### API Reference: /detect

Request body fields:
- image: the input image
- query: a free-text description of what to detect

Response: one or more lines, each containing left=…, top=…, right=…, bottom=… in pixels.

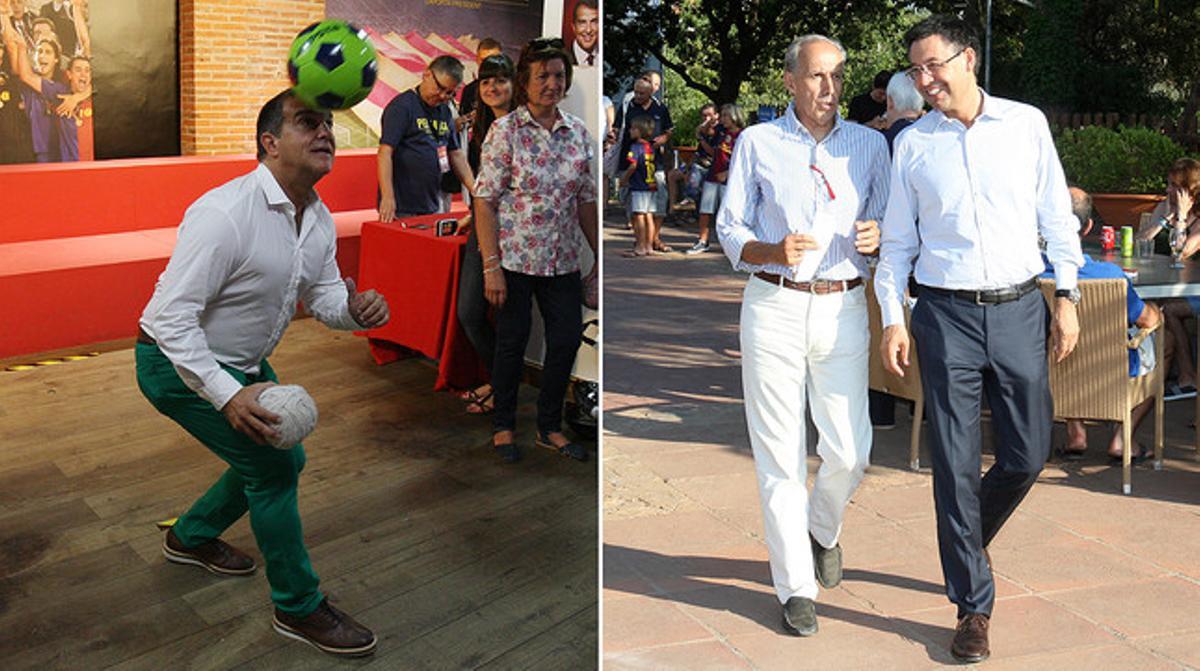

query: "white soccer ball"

left=257, top=384, right=319, bottom=449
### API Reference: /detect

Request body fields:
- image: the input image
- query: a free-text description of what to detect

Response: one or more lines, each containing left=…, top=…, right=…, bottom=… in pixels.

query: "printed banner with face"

left=0, top=0, right=93, bottom=164
left=561, top=0, right=597, bottom=69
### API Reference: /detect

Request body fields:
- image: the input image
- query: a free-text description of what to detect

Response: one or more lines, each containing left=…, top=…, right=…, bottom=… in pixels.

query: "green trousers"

left=135, top=343, right=322, bottom=617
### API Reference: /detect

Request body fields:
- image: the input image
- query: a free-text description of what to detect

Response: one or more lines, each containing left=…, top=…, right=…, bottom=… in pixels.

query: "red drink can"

left=1101, top=225, right=1116, bottom=251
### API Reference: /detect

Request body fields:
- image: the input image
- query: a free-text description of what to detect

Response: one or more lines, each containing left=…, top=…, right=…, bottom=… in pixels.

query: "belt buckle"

left=974, top=290, right=986, bottom=306
left=810, top=279, right=830, bottom=294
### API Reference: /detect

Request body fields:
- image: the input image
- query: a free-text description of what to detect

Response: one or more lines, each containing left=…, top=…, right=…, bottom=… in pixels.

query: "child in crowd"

left=620, top=117, right=657, bottom=257
left=686, top=103, right=744, bottom=255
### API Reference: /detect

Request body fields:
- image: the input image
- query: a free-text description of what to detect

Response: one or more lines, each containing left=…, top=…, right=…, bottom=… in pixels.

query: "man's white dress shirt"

left=141, top=163, right=360, bottom=410
left=875, top=90, right=1083, bottom=328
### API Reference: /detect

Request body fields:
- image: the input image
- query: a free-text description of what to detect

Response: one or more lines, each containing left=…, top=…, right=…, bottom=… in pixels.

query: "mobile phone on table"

left=435, top=218, right=458, bottom=237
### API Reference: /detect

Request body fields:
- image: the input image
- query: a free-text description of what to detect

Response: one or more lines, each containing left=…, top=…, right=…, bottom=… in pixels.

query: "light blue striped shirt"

left=874, top=91, right=1083, bottom=328
left=716, top=103, right=891, bottom=281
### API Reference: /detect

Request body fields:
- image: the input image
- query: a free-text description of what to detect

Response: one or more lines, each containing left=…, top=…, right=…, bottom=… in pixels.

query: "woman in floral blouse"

left=473, top=37, right=599, bottom=463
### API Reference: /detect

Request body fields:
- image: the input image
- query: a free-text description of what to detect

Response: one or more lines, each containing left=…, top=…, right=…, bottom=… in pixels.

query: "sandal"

left=457, top=384, right=491, bottom=404
left=466, top=392, right=494, bottom=415
left=493, top=439, right=521, bottom=463
left=1108, top=444, right=1151, bottom=465
left=1054, top=445, right=1087, bottom=462
left=535, top=432, right=589, bottom=462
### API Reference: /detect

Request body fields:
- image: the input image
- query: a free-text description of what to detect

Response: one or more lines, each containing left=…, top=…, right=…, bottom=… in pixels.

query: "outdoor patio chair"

left=1036, top=278, right=1165, bottom=495
left=865, top=278, right=924, bottom=470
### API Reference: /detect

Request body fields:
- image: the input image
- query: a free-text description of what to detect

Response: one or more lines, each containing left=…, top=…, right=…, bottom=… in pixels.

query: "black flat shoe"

left=1108, top=445, right=1150, bottom=465
left=494, top=442, right=521, bottom=463
left=1055, top=446, right=1087, bottom=462
left=535, top=433, right=588, bottom=462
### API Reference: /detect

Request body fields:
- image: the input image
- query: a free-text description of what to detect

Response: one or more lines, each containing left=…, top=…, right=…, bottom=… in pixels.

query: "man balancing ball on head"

left=135, top=89, right=389, bottom=657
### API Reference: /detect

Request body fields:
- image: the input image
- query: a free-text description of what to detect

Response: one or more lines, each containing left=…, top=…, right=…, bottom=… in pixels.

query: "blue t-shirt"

left=625, top=140, right=656, bottom=192
left=1042, top=253, right=1145, bottom=376
left=379, top=88, right=460, bottom=215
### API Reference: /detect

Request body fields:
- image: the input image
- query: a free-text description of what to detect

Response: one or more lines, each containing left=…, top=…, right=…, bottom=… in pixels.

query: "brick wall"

left=179, top=0, right=325, bottom=155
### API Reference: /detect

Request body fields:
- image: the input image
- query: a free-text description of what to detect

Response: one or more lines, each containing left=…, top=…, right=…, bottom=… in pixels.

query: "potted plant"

left=1055, top=125, right=1188, bottom=228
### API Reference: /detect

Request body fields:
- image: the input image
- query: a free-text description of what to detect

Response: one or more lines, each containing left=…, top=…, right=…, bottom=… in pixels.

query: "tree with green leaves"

left=604, top=0, right=912, bottom=106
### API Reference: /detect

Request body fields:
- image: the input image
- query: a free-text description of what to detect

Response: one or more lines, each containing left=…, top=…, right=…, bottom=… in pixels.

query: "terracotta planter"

left=1090, top=193, right=1164, bottom=229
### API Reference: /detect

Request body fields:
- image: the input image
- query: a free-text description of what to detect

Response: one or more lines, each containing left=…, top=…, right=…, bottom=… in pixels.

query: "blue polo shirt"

left=379, top=88, right=460, bottom=215
left=1042, top=253, right=1146, bottom=376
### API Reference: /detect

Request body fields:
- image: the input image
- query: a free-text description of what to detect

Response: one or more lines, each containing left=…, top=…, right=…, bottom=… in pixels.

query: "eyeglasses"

left=527, top=37, right=565, bottom=53
left=429, top=69, right=460, bottom=97
left=905, top=48, right=966, bottom=81
left=288, top=112, right=333, bottom=132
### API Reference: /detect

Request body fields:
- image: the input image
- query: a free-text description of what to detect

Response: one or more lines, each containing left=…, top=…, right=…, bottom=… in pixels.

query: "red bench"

left=0, top=149, right=381, bottom=359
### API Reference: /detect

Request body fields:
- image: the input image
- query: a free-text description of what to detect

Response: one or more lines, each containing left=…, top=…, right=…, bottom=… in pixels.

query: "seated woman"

left=1135, top=157, right=1199, bottom=249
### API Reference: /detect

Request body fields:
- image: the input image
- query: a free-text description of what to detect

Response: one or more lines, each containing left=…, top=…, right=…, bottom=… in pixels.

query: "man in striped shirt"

left=716, top=34, right=890, bottom=637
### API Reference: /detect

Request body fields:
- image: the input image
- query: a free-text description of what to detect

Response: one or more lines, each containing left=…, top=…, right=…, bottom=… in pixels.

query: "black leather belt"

left=919, top=277, right=1039, bottom=305
left=754, top=272, right=863, bottom=295
left=137, top=328, right=156, bottom=345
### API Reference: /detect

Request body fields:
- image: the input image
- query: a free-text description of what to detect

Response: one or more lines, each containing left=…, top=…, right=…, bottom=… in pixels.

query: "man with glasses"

left=377, top=54, right=475, bottom=221
left=716, top=34, right=888, bottom=638
left=137, top=90, right=390, bottom=657
left=874, top=15, right=1083, bottom=663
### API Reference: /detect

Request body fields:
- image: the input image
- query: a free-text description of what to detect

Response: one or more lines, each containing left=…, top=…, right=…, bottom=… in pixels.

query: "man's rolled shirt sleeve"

left=716, top=129, right=763, bottom=273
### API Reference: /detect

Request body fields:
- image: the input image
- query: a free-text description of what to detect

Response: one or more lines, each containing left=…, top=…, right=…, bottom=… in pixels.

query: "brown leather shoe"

left=162, top=527, right=256, bottom=576
left=951, top=613, right=990, bottom=663
left=273, top=598, right=378, bottom=657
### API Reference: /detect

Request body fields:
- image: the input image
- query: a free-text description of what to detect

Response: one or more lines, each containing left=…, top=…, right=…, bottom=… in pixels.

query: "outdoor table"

left=356, top=213, right=485, bottom=391
left=1086, top=243, right=1200, bottom=457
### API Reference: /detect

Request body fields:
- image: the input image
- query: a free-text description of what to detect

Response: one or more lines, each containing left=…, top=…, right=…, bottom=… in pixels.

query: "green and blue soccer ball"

left=288, top=19, right=378, bottom=110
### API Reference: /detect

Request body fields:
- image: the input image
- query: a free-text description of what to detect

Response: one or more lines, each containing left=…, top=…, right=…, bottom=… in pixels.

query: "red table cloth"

left=356, top=212, right=485, bottom=391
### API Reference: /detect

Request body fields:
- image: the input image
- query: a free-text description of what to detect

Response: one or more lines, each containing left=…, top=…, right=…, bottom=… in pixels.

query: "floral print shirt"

left=474, top=105, right=597, bottom=276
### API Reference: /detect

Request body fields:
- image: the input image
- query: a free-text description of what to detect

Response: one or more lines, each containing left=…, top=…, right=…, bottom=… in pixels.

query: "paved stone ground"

left=602, top=206, right=1200, bottom=670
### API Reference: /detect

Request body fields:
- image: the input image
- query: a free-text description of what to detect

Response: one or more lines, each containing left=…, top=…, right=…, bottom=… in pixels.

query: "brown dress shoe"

left=273, top=598, right=378, bottom=657
left=162, top=528, right=256, bottom=576
left=951, top=613, right=990, bottom=663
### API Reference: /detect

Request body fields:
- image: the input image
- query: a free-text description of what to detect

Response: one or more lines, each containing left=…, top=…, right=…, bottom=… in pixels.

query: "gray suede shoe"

left=782, top=596, right=818, bottom=636
left=811, top=534, right=843, bottom=588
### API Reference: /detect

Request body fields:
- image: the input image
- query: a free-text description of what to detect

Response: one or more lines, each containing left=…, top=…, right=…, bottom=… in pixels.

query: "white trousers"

left=739, top=275, right=873, bottom=603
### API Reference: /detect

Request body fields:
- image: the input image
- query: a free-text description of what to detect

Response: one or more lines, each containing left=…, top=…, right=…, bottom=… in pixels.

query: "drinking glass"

left=1170, top=226, right=1187, bottom=268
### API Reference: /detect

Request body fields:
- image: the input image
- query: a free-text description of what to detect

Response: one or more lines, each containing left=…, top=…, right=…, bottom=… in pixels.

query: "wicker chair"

left=1037, top=278, right=1165, bottom=495
left=865, top=279, right=924, bottom=470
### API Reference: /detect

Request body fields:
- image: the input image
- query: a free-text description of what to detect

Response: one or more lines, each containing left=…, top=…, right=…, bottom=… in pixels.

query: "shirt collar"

left=255, top=162, right=316, bottom=210
left=781, top=102, right=844, bottom=143
left=516, top=104, right=571, bottom=133
left=934, top=88, right=1004, bottom=129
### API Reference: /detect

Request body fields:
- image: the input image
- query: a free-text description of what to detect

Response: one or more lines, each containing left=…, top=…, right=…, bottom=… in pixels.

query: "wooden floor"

left=0, top=320, right=598, bottom=669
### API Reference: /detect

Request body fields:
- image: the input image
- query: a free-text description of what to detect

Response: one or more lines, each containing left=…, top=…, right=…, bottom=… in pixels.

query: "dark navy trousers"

left=910, top=286, right=1052, bottom=617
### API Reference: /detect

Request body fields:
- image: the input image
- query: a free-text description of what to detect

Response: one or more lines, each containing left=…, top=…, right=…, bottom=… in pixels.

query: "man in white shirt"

left=875, top=15, right=1083, bottom=663
left=137, top=90, right=389, bottom=658
left=716, top=34, right=888, bottom=638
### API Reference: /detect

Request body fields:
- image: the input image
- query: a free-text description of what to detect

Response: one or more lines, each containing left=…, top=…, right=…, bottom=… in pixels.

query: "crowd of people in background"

left=0, top=0, right=92, bottom=164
